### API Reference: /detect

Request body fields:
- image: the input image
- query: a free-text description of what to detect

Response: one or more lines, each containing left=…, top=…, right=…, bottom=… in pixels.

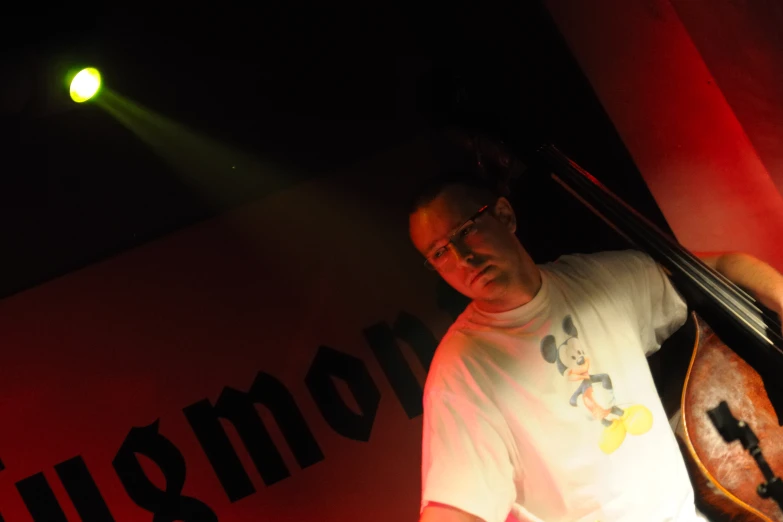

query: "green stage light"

left=70, top=67, right=102, bottom=103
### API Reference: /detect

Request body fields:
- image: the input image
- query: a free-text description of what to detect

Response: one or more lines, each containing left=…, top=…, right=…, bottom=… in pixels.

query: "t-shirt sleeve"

left=591, top=250, right=688, bottom=355
left=420, top=390, right=516, bottom=522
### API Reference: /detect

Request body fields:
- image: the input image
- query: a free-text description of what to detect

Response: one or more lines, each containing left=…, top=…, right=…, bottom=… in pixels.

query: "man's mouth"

left=470, top=266, right=491, bottom=285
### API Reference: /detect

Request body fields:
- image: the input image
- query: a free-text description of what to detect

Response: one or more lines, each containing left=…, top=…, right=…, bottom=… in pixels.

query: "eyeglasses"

left=424, top=204, right=491, bottom=271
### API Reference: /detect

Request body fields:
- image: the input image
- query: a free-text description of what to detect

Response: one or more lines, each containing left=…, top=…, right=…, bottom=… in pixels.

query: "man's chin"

left=471, top=280, right=503, bottom=301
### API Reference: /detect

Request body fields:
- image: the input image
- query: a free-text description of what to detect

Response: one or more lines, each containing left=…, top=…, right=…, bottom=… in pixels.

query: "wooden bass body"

left=676, top=313, right=783, bottom=521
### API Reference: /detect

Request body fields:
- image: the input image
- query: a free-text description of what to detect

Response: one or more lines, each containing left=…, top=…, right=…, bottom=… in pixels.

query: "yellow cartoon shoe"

left=599, top=419, right=627, bottom=454
left=621, top=405, right=653, bottom=435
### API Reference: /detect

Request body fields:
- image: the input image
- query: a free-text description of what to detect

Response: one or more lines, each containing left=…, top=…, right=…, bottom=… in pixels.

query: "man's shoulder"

left=544, top=249, right=655, bottom=279
left=548, top=248, right=651, bottom=267
left=423, top=323, right=484, bottom=397
left=429, top=321, right=477, bottom=369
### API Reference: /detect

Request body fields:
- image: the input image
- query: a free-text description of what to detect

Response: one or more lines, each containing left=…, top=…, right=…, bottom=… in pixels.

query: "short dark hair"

left=408, top=169, right=501, bottom=216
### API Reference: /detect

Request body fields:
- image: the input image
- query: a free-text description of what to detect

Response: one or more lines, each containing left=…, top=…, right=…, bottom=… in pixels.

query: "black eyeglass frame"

left=423, top=203, right=492, bottom=271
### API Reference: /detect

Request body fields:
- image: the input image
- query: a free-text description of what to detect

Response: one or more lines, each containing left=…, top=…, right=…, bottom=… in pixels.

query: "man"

left=408, top=170, right=783, bottom=522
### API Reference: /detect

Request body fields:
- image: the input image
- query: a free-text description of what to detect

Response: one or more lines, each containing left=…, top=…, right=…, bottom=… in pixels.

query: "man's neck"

left=474, top=267, right=543, bottom=314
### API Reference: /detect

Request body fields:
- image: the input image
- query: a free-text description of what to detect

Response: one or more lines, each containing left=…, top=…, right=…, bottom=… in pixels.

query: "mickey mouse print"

left=540, top=315, right=654, bottom=454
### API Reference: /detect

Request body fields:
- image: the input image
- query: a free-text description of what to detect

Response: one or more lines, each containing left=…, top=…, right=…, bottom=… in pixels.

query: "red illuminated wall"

left=0, top=138, right=449, bottom=521
left=545, top=0, right=783, bottom=271
left=670, top=0, right=783, bottom=198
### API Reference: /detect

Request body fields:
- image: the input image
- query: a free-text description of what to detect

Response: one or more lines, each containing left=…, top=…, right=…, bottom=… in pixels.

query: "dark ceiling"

left=0, top=4, right=666, bottom=300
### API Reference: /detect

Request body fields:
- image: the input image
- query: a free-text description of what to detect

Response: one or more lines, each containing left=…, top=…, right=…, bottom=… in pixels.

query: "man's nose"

left=449, top=241, right=475, bottom=266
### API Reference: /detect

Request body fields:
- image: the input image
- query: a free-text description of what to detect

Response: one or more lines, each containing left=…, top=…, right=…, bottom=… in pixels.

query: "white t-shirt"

left=421, top=250, right=701, bottom=522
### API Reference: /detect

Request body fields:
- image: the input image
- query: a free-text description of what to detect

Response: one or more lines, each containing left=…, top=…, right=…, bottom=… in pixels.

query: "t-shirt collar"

left=464, top=269, right=552, bottom=328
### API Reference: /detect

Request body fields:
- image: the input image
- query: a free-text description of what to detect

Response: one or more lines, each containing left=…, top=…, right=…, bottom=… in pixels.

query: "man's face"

left=409, top=185, right=522, bottom=304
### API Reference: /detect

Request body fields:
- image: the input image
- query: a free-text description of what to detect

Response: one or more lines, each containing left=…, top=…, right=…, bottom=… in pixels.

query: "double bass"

left=535, top=144, right=783, bottom=521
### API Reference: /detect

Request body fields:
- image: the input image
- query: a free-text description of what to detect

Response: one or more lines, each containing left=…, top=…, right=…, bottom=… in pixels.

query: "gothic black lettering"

left=55, top=456, right=116, bottom=521
left=392, top=311, right=438, bottom=372
left=112, top=420, right=217, bottom=522
left=14, top=456, right=115, bottom=522
left=10, top=308, right=438, bottom=519
left=183, top=371, right=324, bottom=503
left=16, top=472, right=68, bottom=522
left=364, top=311, right=438, bottom=419
left=305, top=345, right=380, bottom=441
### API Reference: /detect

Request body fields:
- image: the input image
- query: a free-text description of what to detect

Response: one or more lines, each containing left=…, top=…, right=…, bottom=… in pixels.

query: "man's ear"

left=493, top=197, right=517, bottom=234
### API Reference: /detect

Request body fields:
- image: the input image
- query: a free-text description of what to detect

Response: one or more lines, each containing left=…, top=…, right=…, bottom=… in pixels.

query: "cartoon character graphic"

left=540, top=315, right=653, bottom=454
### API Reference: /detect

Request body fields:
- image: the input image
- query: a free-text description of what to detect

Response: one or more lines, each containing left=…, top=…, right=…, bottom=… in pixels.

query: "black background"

left=0, top=3, right=671, bottom=299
